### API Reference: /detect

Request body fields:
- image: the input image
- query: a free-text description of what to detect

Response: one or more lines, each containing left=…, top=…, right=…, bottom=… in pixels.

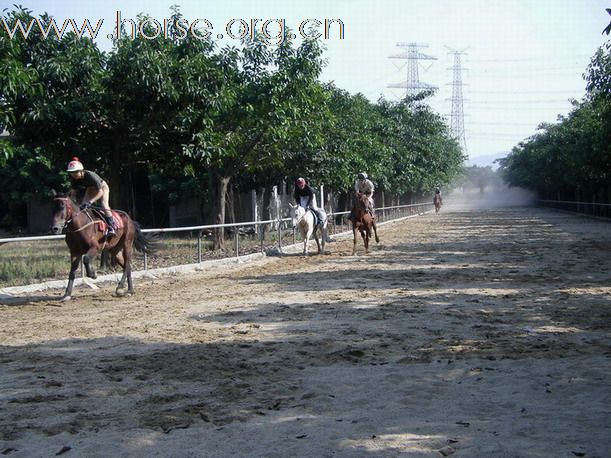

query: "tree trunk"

left=109, top=131, right=127, bottom=212
left=227, top=185, right=235, bottom=225
left=213, top=175, right=231, bottom=250
left=336, top=191, right=347, bottom=224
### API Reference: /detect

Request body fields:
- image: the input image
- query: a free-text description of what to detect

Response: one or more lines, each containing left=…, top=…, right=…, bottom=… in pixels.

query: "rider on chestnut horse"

left=66, top=157, right=117, bottom=237
left=354, top=172, right=375, bottom=217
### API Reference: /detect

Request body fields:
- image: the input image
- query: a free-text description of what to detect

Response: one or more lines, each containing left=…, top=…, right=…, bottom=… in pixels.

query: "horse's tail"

left=133, top=221, right=157, bottom=254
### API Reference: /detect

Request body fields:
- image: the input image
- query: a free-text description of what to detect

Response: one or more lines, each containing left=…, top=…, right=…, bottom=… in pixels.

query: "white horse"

left=290, top=204, right=327, bottom=255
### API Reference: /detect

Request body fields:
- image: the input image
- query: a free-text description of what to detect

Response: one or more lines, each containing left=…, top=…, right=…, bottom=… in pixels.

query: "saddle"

left=90, top=208, right=122, bottom=234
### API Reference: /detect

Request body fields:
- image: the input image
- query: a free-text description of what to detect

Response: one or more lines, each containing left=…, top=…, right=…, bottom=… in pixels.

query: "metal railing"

left=538, top=200, right=611, bottom=219
left=0, top=201, right=432, bottom=288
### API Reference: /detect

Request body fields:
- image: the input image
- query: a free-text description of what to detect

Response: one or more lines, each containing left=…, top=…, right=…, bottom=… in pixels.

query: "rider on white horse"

left=355, top=172, right=375, bottom=217
left=293, top=177, right=325, bottom=224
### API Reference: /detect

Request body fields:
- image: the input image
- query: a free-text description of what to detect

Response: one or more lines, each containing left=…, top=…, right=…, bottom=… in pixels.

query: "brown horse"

left=350, top=192, right=379, bottom=255
left=434, top=194, right=442, bottom=213
left=50, top=194, right=151, bottom=300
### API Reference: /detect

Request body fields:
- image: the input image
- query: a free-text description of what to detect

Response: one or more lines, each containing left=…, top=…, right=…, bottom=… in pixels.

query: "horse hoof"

left=115, top=288, right=133, bottom=297
left=61, top=295, right=71, bottom=302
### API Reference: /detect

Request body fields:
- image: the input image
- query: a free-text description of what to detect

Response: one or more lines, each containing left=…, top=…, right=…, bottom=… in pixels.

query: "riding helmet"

left=66, top=157, right=84, bottom=172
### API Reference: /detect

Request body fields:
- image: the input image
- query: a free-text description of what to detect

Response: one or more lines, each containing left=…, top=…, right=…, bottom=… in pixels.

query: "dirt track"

left=1, top=204, right=610, bottom=457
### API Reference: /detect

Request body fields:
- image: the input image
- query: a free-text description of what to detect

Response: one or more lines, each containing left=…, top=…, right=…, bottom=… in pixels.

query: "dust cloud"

left=446, top=186, right=536, bottom=211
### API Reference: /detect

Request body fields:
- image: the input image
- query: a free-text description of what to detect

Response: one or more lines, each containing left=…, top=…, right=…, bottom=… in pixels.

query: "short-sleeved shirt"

left=70, top=170, right=104, bottom=191
left=355, top=178, right=374, bottom=196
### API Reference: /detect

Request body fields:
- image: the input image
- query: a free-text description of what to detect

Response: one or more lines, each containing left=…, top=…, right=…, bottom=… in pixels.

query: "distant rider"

left=434, top=187, right=443, bottom=205
left=355, top=172, right=375, bottom=216
left=293, top=177, right=325, bottom=224
left=66, top=157, right=117, bottom=236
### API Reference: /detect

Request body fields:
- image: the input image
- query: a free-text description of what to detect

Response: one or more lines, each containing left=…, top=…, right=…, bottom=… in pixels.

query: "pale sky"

left=4, top=0, right=610, bottom=160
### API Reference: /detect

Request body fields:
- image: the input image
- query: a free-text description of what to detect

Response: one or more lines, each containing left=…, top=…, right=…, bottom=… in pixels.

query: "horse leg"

left=62, top=254, right=81, bottom=300
left=372, top=220, right=380, bottom=243
left=320, top=224, right=327, bottom=254
left=82, top=247, right=98, bottom=279
left=313, top=226, right=321, bottom=254
left=120, top=261, right=133, bottom=295
left=351, top=225, right=357, bottom=255
left=362, top=229, right=369, bottom=254
left=116, top=243, right=134, bottom=295
left=304, top=225, right=314, bottom=255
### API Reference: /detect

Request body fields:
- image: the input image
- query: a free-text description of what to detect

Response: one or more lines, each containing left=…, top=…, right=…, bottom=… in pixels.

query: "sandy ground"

left=1, top=201, right=610, bottom=457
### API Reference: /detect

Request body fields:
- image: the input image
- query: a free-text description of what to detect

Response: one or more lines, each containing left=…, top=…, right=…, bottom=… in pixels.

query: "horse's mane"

left=355, top=192, right=369, bottom=210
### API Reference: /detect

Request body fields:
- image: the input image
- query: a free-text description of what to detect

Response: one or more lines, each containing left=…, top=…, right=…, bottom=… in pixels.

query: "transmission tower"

left=388, top=43, right=437, bottom=98
left=446, top=46, right=468, bottom=154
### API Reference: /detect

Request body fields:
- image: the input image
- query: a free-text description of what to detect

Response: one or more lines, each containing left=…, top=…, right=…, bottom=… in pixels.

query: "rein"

left=293, top=207, right=312, bottom=227
left=54, top=197, right=99, bottom=233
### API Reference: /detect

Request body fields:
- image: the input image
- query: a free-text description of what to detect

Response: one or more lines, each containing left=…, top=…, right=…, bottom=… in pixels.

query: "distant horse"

left=289, top=204, right=327, bottom=255
left=350, top=192, right=379, bottom=255
left=434, top=194, right=442, bottom=213
left=50, top=193, right=152, bottom=300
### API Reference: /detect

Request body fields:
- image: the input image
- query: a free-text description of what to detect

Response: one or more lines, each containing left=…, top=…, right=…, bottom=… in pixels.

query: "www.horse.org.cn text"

left=1, top=11, right=345, bottom=46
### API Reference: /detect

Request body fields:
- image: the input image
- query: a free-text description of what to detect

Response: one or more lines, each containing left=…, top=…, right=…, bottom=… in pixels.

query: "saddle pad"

left=111, top=211, right=124, bottom=230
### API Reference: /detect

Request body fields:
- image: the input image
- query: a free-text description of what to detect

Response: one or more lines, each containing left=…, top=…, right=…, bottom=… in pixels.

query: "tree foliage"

left=1, top=6, right=465, bottom=234
left=499, top=42, right=611, bottom=202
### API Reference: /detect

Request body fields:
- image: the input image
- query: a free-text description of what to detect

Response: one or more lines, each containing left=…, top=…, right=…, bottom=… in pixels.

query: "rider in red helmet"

left=66, top=157, right=117, bottom=237
left=293, top=177, right=325, bottom=224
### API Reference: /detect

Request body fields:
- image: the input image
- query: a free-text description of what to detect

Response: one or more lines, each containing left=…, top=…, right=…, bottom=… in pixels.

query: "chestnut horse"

left=350, top=192, right=379, bottom=255
left=434, top=194, right=442, bottom=213
left=50, top=194, right=151, bottom=300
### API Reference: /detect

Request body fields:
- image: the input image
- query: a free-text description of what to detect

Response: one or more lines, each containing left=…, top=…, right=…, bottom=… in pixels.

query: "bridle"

left=292, top=206, right=307, bottom=228
left=53, top=197, right=97, bottom=233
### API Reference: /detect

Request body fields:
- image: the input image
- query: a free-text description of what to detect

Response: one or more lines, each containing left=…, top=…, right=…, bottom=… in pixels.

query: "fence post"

left=235, top=229, right=239, bottom=259
left=251, top=189, right=258, bottom=236
left=276, top=186, right=282, bottom=252
left=197, top=231, right=202, bottom=263
left=320, top=184, right=324, bottom=211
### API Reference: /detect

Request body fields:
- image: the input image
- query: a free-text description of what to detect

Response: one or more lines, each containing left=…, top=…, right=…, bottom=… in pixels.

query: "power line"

left=468, top=55, right=593, bottom=63
left=466, top=99, right=576, bottom=104
left=466, top=89, right=584, bottom=94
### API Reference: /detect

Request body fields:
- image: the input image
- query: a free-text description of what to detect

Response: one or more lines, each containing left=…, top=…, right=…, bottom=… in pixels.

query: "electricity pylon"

left=388, top=42, right=437, bottom=98
left=446, top=46, right=469, bottom=154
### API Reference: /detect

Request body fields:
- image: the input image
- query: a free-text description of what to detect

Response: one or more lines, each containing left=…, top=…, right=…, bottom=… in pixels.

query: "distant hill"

left=466, top=152, right=509, bottom=169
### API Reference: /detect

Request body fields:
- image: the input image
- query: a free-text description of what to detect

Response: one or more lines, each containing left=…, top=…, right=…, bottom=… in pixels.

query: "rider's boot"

left=106, top=215, right=117, bottom=237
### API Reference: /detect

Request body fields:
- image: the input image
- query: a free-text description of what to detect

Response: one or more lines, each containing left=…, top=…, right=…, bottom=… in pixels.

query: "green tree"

left=0, top=6, right=105, bottom=224
left=186, top=34, right=326, bottom=248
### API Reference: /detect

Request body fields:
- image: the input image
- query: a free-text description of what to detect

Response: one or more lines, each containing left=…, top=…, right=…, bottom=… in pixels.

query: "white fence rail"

left=0, top=201, right=433, bottom=276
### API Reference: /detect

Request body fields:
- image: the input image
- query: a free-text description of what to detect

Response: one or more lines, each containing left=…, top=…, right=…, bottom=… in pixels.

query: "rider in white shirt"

left=355, top=172, right=375, bottom=216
